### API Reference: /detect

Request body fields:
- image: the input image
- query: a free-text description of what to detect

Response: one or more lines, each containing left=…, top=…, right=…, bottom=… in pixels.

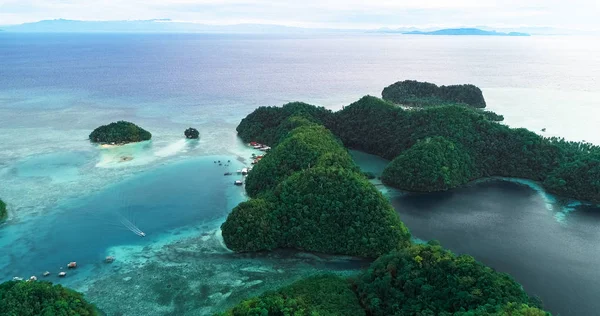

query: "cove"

left=351, top=150, right=600, bottom=316
left=0, top=155, right=247, bottom=284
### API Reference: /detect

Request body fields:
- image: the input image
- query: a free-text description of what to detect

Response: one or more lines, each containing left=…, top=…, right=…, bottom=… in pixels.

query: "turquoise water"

left=2, top=33, right=600, bottom=315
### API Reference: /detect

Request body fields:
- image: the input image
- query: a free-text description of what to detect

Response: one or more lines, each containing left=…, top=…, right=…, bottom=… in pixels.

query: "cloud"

left=0, top=0, right=598, bottom=29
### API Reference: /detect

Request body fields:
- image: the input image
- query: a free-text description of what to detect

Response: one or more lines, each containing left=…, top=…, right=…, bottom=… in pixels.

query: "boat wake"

left=117, top=213, right=146, bottom=237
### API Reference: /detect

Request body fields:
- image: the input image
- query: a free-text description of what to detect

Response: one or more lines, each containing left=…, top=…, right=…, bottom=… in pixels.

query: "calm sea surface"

left=1, top=33, right=599, bottom=315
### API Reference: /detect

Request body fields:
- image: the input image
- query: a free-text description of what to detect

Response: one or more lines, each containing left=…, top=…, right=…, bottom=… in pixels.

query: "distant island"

left=0, top=199, right=6, bottom=222
left=89, top=121, right=151, bottom=145
left=382, top=80, right=487, bottom=108
left=404, top=28, right=530, bottom=36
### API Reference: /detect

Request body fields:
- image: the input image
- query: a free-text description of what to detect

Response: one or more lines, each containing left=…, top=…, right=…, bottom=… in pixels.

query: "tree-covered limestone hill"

left=0, top=199, right=6, bottom=222
left=220, top=244, right=550, bottom=316
left=332, top=96, right=600, bottom=202
left=222, top=96, right=553, bottom=315
left=89, top=121, right=152, bottom=144
left=355, top=243, right=549, bottom=316
left=243, top=123, right=357, bottom=197
left=381, top=137, right=476, bottom=192
left=234, top=93, right=600, bottom=203
left=0, top=280, right=98, bottom=316
left=236, top=102, right=334, bottom=147
left=221, top=123, right=410, bottom=258
left=382, top=80, right=487, bottom=108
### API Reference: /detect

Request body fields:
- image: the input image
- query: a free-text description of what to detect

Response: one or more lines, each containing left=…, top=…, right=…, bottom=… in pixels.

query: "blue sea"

left=1, top=33, right=600, bottom=315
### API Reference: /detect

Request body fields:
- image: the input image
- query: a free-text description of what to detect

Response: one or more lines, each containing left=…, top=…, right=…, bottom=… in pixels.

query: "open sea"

left=1, top=33, right=600, bottom=315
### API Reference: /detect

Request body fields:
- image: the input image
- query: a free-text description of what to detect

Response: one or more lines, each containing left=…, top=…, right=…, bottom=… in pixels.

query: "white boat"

left=234, top=180, right=243, bottom=186
left=139, top=232, right=146, bottom=237
left=241, top=168, right=248, bottom=175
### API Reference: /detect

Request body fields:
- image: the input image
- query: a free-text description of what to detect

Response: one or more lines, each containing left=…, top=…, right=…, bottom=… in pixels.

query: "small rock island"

left=184, top=127, right=199, bottom=139
left=89, top=121, right=151, bottom=144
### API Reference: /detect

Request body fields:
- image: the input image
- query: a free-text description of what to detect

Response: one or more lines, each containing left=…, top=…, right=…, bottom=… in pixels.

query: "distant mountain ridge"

left=0, top=20, right=584, bottom=36
left=0, top=19, right=348, bottom=34
left=403, top=28, right=530, bottom=36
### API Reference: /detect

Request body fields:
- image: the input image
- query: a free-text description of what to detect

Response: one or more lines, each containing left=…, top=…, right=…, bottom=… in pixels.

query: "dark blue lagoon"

left=351, top=150, right=600, bottom=316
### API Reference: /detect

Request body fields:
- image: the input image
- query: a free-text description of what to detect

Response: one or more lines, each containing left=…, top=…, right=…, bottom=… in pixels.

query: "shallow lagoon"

left=0, top=151, right=366, bottom=315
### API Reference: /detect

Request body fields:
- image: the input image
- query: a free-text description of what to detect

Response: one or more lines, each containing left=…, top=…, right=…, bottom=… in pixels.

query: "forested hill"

left=235, top=94, right=600, bottom=204
left=220, top=95, right=551, bottom=315
left=382, top=80, right=487, bottom=108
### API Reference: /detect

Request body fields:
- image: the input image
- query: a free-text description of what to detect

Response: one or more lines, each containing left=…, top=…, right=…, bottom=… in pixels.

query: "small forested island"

left=404, top=28, right=530, bottom=36
left=382, top=80, right=487, bottom=108
left=0, top=199, right=6, bottom=222
left=184, top=127, right=200, bottom=139
left=89, top=121, right=151, bottom=144
left=0, top=280, right=98, bottom=315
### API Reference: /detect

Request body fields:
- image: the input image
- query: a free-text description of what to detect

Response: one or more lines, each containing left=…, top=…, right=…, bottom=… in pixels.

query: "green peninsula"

left=382, top=80, right=487, bottom=108
left=235, top=89, right=600, bottom=204
left=220, top=87, right=555, bottom=314
left=89, top=121, right=151, bottom=144
left=0, top=280, right=98, bottom=315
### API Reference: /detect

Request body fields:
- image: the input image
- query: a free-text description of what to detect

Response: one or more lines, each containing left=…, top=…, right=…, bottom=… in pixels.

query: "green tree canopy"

left=543, top=153, right=600, bottom=203
left=223, top=166, right=411, bottom=258
left=355, top=244, right=543, bottom=316
left=0, top=281, right=98, bottom=316
left=236, top=102, right=333, bottom=146
left=89, top=121, right=152, bottom=144
left=221, top=198, right=279, bottom=252
left=382, top=80, right=487, bottom=108
left=273, top=167, right=410, bottom=257
left=244, top=123, right=356, bottom=197
left=382, top=137, right=475, bottom=192
left=328, top=95, right=600, bottom=203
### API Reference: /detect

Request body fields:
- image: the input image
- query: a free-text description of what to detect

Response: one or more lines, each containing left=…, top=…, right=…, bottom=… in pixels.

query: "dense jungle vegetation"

left=222, top=123, right=410, bottom=257
left=221, top=244, right=549, bottom=316
left=0, top=281, right=98, bottom=316
left=221, top=89, right=555, bottom=314
left=89, top=120, right=152, bottom=144
left=382, top=80, right=487, bottom=108
left=235, top=94, right=600, bottom=203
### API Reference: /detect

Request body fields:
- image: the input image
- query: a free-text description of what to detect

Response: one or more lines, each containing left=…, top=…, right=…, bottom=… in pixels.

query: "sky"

left=1, top=0, right=599, bottom=30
